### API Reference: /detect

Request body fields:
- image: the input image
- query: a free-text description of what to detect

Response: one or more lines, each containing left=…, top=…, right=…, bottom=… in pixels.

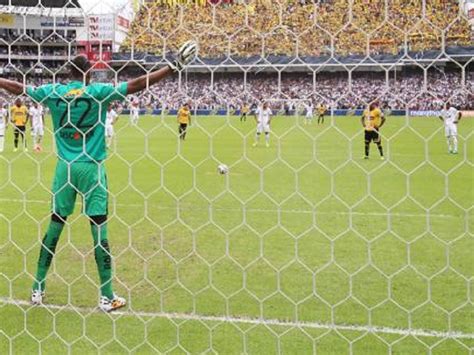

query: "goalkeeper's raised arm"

left=126, top=41, right=197, bottom=95
left=0, top=41, right=198, bottom=97
left=0, top=77, right=24, bottom=96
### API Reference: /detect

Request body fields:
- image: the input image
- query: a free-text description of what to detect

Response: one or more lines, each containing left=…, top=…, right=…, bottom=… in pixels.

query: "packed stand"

left=1, top=67, right=472, bottom=112
left=122, top=0, right=472, bottom=58
left=115, top=69, right=473, bottom=111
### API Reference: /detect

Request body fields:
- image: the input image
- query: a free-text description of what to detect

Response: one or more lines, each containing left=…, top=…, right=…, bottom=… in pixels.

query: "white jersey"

left=0, top=108, right=7, bottom=127
left=30, top=106, right=43, bottom=127
left=305, top=104, right=313, bottom=116
left=256, top=107, right=272, bottom=125
left=0, top=108, right=7, bottom=136
left=106, top=109, right=118, bottom=127
left=441, top=107, right=459, bottom=126
left=131, top=102, right=139, bottom=113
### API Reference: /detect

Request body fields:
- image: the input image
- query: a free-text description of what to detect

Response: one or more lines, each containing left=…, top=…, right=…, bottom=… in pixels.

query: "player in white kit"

left=305, top=101, right=313, bottom=125
left=130, top=98, right=139, bottom=125
left=30, top=102, right=44, bottom=152
left=0, top=102, right=7, bottom=152
left=253, top=102, right=272, bottom=147
left=106, top=104, right=119, bottom=148
left=439, top=102, right=462, bottom=154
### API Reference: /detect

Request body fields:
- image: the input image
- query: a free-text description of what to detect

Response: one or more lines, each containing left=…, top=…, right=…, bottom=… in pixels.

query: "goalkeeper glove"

left=168, top=41, right=198, bottom=72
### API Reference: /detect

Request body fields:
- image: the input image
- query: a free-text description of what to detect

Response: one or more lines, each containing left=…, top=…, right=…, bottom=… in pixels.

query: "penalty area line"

left=1, top=297, right=473, bottom=340
left=0, top=198, right=463, bottom=219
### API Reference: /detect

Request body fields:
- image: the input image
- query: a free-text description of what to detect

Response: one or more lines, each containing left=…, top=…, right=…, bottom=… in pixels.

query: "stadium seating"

left=122, top=70, right=474, bottom=111
left=5, top=68, right=473, bottom=111
left=121, top=0, right=472, bottom=57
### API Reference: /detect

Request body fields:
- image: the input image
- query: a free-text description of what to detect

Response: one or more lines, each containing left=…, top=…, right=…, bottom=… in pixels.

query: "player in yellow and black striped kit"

left=240, top=103, right=249, bottom=122
left=177, top=103, right=192, bottom=140
left=317, top=103, right=326, bottom=124
left=10, top=98, right=29, bottom=152
left=361, top=101, right=385, bottom=160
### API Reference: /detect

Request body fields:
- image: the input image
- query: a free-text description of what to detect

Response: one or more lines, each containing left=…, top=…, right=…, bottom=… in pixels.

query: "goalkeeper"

left=0, top=41, right=197, bottom=312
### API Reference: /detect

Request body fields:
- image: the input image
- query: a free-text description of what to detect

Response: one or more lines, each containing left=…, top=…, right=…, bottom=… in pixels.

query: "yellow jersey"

left=363, top=108, right=383, bottom=131
left=11, top=105, right=28, bottom=126
left=318, top=104, right=326, bottom=114
left=177, top=107, right=191, bottom=124
left=241, top=105, right=249, bottom=114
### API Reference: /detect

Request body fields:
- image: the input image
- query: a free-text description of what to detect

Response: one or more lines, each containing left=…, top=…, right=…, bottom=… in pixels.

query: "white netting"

left=0, top=0, right=473, bottom=354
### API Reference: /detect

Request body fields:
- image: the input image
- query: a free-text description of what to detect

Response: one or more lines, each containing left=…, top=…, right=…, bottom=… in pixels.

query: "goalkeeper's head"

left=70, top=55, right=92, bottom=84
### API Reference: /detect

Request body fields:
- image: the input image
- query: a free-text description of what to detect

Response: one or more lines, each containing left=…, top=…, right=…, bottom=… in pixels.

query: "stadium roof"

left=0, top=0, right=80, bottom=7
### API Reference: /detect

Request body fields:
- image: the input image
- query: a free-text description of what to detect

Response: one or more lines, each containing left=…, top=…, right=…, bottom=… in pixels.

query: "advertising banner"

left=0, top=13, right=14, bottom=27
left=88, top=14, right=114, bottom=41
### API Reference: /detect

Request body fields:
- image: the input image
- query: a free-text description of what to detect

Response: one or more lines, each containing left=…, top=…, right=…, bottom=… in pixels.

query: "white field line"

left=0, top=198, right=462, bottom=219
left=1, top=297, right=473, bottom=340
left=205, top=171, right=244, bottom=176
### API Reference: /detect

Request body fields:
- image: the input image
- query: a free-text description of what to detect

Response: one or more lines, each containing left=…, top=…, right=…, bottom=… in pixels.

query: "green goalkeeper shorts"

left=51, top=160, right=108, bottom=217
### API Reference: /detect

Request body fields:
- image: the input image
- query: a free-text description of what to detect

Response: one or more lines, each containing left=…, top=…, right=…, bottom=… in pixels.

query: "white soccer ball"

left=217, top=164, right=229, bottom=175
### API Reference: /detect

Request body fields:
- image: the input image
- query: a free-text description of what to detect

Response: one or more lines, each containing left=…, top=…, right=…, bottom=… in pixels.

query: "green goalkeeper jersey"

left=27, top=81, right=128, bottom=162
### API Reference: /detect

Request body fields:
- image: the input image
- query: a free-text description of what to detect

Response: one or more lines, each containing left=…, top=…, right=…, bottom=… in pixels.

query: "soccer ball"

left=217, top=164, right=229, bottom=175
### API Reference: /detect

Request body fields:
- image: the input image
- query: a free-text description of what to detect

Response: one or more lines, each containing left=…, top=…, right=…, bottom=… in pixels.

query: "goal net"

left=0, top=0, right=473, bottom=353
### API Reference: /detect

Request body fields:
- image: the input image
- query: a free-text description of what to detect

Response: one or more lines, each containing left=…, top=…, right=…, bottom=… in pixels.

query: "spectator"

left=121, top=0, right=471, bottom=58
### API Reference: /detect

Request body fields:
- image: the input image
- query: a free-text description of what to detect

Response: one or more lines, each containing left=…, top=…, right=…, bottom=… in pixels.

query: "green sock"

left=91, top=222, right=114, bottom=299
left=32, top=220, right=65, bottom=292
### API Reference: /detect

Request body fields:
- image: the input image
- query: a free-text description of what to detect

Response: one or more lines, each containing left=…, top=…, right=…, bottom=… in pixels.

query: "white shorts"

left=106, top=125, right=114, bottom=137
left=445, top=124, right=457, bottom=137
left=32, top=125, right=44, bottom=136
left=257, top=122, right=270, bottom=134
left=131, top=111, right=139, bottom=118
left=0, top=125, right=4, bottom=136
left=306, top=113, right=313, bottom=119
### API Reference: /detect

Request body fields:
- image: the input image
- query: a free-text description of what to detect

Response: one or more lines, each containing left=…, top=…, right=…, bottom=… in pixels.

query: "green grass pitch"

left=0, top=114, right=473, bottom=354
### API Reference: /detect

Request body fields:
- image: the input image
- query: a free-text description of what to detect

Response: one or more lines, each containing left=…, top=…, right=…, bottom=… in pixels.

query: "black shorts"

left=179, top=123, right=188, bottom=134
left=14, top=125, right=26, bottom=134
left=365, top=130, right=380, bottom=142
left=241, top=112, right=248, bottom=116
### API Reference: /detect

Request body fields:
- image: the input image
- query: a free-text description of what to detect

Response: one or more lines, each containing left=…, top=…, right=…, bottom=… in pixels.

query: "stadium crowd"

left=1, top=69, right=471, bottom=111
left=115, top=69, right=473, bottom=111
left=0, top=48, right=73, bottom=57
left=122, top=0, right=472, bottom=57
left=0, top=29, right=76, bottom=43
